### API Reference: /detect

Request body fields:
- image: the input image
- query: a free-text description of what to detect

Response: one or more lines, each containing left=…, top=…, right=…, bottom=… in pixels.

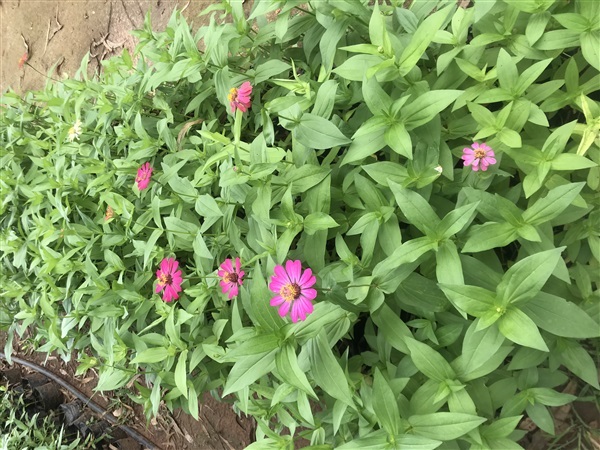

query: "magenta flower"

left=228, top=81, right=252, bottom=113
left=218, top=257, right=245, bottom=299
left=269, top=260, right=317, bottom=323
left=136, top=162, right=153, bottom=190
left=462, top=142, right=497, bottom=171
left=155, top=257, right=183, bottom=302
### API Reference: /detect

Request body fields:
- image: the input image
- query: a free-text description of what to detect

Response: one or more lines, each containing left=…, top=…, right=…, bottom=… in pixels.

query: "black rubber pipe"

left=0, top=351, right=160, bottom=449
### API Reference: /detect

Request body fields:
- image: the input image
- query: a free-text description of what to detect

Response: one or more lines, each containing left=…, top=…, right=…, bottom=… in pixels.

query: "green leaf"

left=555, top=339, right=600, bottom=389
left=385, top=121, right=413, bottom=159
left=195, top=194, right=223, bottom=217
left=388, top=181, right=439, bottom=235
left=523, top=182, right=585, bottom=225
left=284, top=164, right=331, bottom=195
left=371, top=304, right=412, bottom=354
left=276, top=343, right=317, bottom=398
left=95, top=367, right=131, bottom=392
left=222, top=349, right=277, bottom=396
left=522, top=292, right=600, bottom=338
left=288, top=302, right=348, bottom=342
left=363, top=74, right=392, bottom=116
left=497, top=308, right=548, bottom=351
left=372, top=368, right=401, bottom=435
left=409, top=412, right=487, bottom=441
left=398, top=5, right=453, bottom=76
left=363, top=162, right=409, bottom=187
left=254, top=60, right=291, bottom=84
left=143, top=229, right=162, bottom=270
left=225, top=333, right=281, bottom=361
left=526, top=403, right=554, bottom=435
left=435, top=241, right=464, bottom=286
left=402, top=90, right=462, bottom=130
left=496, top=49, right=519, bottom=92
left=439, top=284, right=496, bottom=317
left=294, top=113, right=351, bottom=149
left=377, top=237, right=435, bottom=271
left=341, top=115, right=388, bottom=166
left=483, top=416, right=523, bottom=440
left=304, top=212, right=338, bottom=235
left=307, top=331, right=355, bottom=408
left=496, top=248, right=564, bottom=304
left=312, top=80, right=338, bottom=119
left=405, top=337, right=456, bottom=382
left=581, top=31, right=600, bottom=72
left=333, top=55, right=382, bottom=81
left=132, top=347, right=171, bottom=364
left=461, top=320, right=505, bottom=374
left=436, top=203, right=479, bottom=239
left=462, top=222, right=519, bottom=253
left=550, top=154, right=597, bottom=170
left=526, top=12, right=551, bottom=45
left=175, top=350, right=188, bottom=399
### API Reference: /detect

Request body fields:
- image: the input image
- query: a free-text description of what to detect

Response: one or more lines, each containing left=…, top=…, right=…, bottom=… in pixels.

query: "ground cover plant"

left=1, top=0, right=599, bottom=448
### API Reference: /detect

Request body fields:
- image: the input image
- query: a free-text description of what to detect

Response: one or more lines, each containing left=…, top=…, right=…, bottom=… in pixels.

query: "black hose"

left=0, top=351, right=161, bottom=450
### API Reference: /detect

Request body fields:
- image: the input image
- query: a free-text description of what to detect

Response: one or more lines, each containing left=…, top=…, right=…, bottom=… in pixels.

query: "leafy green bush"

left=1, top=0, right=599, bottom=449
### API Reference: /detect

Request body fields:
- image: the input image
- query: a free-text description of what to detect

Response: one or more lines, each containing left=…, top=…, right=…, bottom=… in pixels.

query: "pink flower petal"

left=273, top=265, right=290, bottom=284
left=301, top=288, right=317, bottom=301
left=298, top=268, right=316, bottom=288
left=285, top=260, right=301, bottom=283
left=270, top=295, right=285, bottom=306
left=269, top=278, right=286, bottom=292
left=278, top=301, right=291, bottom=318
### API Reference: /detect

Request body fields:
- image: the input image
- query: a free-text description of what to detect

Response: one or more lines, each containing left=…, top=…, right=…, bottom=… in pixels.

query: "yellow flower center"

left=228, top=87, right=237, bottom=102
left=474, top=149, right=486, bottom=158
left=224, top=272, right=239, bottom=283
left=280, top=283, right=301, bottom=302
left=158, top=273, right=172, bottom=286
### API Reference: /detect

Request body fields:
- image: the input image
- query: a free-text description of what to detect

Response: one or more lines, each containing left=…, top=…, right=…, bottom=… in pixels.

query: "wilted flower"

left=104, top=206, right=114, bottom=221
left=155, top=257, right=183, bottom=303
left=18, top=52, right=28, bottom=70
left=67, top=120, right=82, bottom=142
left=269, top=260, right=317, bottom=323
left=228, top=81, right=252, bottom=113
left=462, top=142, right=496, bottom=171
left=218, top=257, right=245, bottom=299
left=136, top=162, right=153, bottom=190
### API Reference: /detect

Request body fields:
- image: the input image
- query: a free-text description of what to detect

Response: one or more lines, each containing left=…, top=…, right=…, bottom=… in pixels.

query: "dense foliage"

left=1, top=0, right=599, bottom=449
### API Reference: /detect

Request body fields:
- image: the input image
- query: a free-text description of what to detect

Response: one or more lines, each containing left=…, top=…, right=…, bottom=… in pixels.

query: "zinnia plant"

left=228, top=81, right=252, bottom=113
left=218, top=257, right=244, bottom=299
left=136, top=162, right=153, bottom=190
left=269, top=260, right=317, bottom=323
left=155, top=257, right=183, bottom=302
left=461, top=142, right=496, bottom=171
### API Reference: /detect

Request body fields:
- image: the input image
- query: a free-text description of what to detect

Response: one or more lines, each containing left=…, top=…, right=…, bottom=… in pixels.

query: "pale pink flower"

left=269, top=260, right=317, bottom=323
left=462, top=142, right=496, bottom=171
left=136, top=162, right=153, bottom=190
left=155, top=257, right=183, bottom=302
left=228, top=81, right=253, bottom=113
left=218, top=257, right=245, bottom=299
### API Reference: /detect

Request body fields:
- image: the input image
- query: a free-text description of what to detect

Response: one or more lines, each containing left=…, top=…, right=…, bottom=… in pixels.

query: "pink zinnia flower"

left=462, top=142, right=496, bottom=171
left=155, top=257, right=183, bottom=302
left=136, top=162, right=153, bottom=190
left=228, top=81, right=252, bottom=113
left=269, top=260, right=317, bottom=323
left=218, top=257, right=245, bottom=299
